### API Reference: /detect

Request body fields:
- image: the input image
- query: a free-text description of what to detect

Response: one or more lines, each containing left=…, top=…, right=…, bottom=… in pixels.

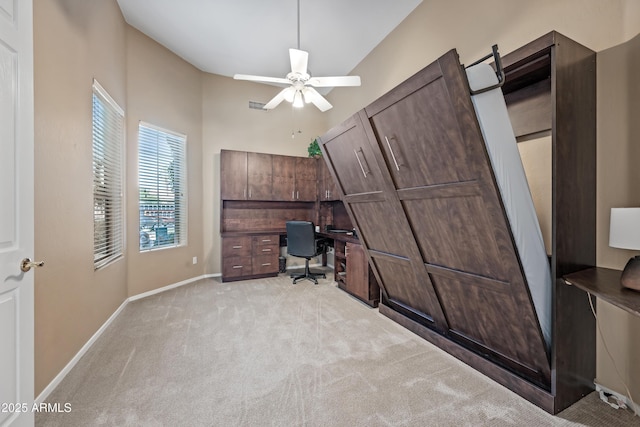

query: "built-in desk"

left=319, top=231, right=380, bottom=307
left=564, top=267, right=640, bottom=317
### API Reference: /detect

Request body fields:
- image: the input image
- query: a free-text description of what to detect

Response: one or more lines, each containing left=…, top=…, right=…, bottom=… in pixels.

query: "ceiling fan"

left=233, top=1, right=361, bottom=112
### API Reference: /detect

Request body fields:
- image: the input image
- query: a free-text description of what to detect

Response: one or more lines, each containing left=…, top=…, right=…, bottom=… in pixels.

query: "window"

left=138, top=123, right=187, bottom=251
left=92, top=80, right=124, bottom=269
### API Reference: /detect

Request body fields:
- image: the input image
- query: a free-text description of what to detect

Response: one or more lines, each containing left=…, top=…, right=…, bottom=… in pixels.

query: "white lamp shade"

left=609, top=208, right=640, bottom=250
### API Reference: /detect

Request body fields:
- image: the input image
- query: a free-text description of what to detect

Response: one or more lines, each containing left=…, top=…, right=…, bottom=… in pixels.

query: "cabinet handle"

left=262, top=239, right=271, bottom=242
left=354, top=148, right=369, bottom=178
left=296, top=191, right=299, bottom=199
left=292, top=191, right=295, bottom=199
left=232, top=245, right=243, bottom=249
left=261, top=263, right=271, bottom=266
left=385, top=136, right=401, bottom=171
left=326, top=190, right=329, bottom=199
left=243, top=188, right=246, bottom=198
left=249, top=189, right=252, bottom=198
left=232, top=265, right=243, bottom=269
left=262, top=248, right=271, bottom=252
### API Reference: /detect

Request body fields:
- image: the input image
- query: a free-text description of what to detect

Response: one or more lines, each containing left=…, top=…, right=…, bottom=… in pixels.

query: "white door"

left=0, top=0, right=35, bottom=426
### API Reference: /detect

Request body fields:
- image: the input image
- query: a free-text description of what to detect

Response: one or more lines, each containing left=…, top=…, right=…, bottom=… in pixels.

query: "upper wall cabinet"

left=220, top=150, right=247, bottom=200
left=270, top=155, right=317, bottom=201
left=272, top=155, right=296, bottom=201
left=318, top=159, right=339, bottom=201
left=220, top=150, right=273, bottom=200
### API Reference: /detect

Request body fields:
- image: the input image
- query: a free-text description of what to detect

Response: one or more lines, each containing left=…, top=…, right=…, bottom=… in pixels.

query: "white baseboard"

left=595, top=382, right=640, bottom=415
left=36, top=274, right=209, bottom=404
left=35, top=298, right=129, bottom=404
left=128, top=274, right=208, bottom=301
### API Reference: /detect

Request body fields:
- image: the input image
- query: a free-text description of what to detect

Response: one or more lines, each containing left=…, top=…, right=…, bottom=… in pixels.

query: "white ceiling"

left=116, top=0, right=422, bottom=81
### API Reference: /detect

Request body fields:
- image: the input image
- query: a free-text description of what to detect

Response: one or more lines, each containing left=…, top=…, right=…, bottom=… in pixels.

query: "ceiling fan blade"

left=263, top=87, right=295, bottom=110
left=302, top=87, right=333, bottom=112
left=307, top=75, right=361, bottom=87
left=234, top=74, right=290, bottom=85
left=289, top=48, right=309, bottom=75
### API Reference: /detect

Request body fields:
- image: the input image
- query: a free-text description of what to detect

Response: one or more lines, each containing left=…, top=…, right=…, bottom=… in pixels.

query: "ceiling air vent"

left=249, top=101, right=266, bottom=110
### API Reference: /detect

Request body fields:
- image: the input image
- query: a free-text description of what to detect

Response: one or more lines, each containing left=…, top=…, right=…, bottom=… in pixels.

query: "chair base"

left=290, top=259, right=326, bottom=285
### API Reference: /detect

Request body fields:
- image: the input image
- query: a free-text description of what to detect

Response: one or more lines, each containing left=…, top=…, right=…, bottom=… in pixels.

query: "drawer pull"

left=262, top=248, right=271, bottom=252
left=261, top=239, right=271, bottom=242
left=261, top=263, right=271, bottom=266
left=232, top=265, right=243, bottom=269
left=232, top=245, right=243, bottom=249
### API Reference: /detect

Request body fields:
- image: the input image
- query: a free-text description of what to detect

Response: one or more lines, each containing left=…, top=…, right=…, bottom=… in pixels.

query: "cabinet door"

left=294, top=157, right=317, bottom=201
left=272, top=155, right=296, bottom=201
left=318, top=159, right=339, bottom=201
left=319, top=113, right=386, bottom=196
left=247, top=152, right=273, bottom=200
left=346, top=243, right=368, bottom=301
left=220, top=150, right=247, bottom=200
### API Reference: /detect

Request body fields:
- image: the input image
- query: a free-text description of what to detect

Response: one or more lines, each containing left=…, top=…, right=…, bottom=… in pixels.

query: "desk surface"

left=317, top=230, right=360, bottom=244
left=564, top=267, right=640, bottom=317
left=221, top=229, right=361, bottom=244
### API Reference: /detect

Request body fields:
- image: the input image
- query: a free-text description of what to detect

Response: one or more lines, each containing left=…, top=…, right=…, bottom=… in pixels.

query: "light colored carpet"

left=37, top=271, right=639, bottom=426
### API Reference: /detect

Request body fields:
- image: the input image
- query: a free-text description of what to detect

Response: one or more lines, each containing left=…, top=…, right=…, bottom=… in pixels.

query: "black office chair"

left=286, top=220, right=327, bottom=285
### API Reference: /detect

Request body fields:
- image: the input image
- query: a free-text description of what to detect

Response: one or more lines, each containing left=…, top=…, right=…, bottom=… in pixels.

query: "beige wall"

left=34, top=0, right=128, bottom=395
left=326, top=0, right=633, bottom=126
left=201, top=74, right=328, bottom=274
left=33, top=0, right=206, bottom=395
left=125, top=27, right=205, bottom=296
left=595, top=33, right=640, bottom=403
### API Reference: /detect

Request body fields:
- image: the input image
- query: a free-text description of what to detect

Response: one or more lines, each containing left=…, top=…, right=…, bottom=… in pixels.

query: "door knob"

left=21, top=258, right=45, bottom=272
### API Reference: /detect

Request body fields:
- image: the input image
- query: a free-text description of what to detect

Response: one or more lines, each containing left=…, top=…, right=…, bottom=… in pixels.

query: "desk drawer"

left=252, top=254, right=278, bottom=275
left=223, top=256, right=252, bottom=278
left=222, top=236, right=251, bottom=257
left=252, top=235, right=279, bottom=247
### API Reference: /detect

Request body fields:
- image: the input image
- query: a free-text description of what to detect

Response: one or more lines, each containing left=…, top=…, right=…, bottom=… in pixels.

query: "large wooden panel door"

left=366, top=49, right=550, bottom=385
left=319, top=112, right=446, bottom=329
left=0, top=1, right=35, bottom=425
left=220, top=150, right=248, bottom=200
left=247, top=152, right=272, bottom=200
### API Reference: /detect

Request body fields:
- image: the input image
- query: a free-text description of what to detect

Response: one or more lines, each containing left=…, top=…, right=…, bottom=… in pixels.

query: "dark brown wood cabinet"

left=332, top=239, right=379, bottom=307
left=220, top=150, right=247, bottom=200
left=220, top=150, right=272, bottom=200
left=221, top=233, right=279, bottom=282
left=345, top=242, right=379, bottom=306
left=247, top=152, right=272, bottom=200
left=294, top=157, right=317, bottom=201
left=251, top=235, right=279, bottom=275
left=318, top=32, right=596, bottom=414
left=272, top=155, right=296, bottom=201
left=318, top=159, right=339, bottom=201
left=221, top=236, right=252, bottom=279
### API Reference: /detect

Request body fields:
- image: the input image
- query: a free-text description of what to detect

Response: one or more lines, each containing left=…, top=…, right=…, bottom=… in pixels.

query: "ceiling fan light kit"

left=233, top=1, right=360, bottom=112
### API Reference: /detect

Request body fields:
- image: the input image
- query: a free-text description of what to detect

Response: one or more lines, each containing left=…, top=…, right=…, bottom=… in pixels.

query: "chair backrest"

left=286, top=221, right=317, bottom=258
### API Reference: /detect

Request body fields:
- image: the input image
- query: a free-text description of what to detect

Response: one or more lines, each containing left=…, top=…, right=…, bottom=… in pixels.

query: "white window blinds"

left=138, top=123, right=187, bottom=251
left=92, top=80, right=124, bottom=269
